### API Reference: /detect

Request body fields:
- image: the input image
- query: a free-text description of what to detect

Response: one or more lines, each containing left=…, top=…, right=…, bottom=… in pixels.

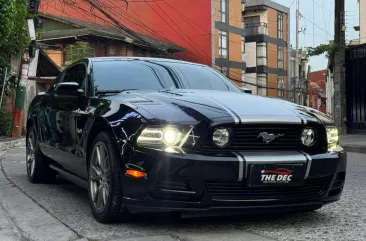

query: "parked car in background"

left=26, top=57, right=346, bottom=223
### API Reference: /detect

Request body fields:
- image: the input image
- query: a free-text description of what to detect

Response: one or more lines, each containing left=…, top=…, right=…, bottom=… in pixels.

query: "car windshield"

left=92, top=60, right=241, bottom=93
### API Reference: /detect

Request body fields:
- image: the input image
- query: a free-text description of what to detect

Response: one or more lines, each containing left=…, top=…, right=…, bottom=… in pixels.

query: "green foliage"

left=0, top=0, right=30, bottom=67
left=0, top=69, right=17, bottom=98
left=302, top=44, right=338, bottom=70
left=65, top=42, right=91, bottom=66
left=0, top=108, right=13, bottom=137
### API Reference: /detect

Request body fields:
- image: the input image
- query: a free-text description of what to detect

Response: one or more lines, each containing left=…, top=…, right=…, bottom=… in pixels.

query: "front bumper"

left=121, top=149, right=347, bottom=213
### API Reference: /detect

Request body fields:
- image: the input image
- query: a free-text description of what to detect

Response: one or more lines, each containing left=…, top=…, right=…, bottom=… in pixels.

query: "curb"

left=0, top=139, right=25, bottom=151
left=342, top=145, right=366, bottom=155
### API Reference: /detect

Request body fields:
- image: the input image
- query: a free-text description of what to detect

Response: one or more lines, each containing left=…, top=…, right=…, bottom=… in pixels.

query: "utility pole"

left=12, top=0, right=38, bottom=137
left=334, top=0, right=346, bottom=133
left=295, top=0, right=299, bottom=104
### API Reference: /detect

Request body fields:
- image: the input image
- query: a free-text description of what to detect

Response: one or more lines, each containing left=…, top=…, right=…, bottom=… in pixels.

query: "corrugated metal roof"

left=40, top=13, right=185, bottom=53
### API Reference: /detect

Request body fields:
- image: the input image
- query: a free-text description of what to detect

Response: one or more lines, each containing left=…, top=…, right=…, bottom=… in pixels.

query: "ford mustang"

left=26, top=57, right=346, bottom=223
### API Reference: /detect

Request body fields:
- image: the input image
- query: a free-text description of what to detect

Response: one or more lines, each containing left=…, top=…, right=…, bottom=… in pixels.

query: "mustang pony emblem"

left=257, top=132, right=284, bottom=144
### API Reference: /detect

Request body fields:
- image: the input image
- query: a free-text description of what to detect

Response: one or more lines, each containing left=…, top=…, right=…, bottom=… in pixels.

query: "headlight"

left=162, top=127, right=182, bottom=145
left=212, top=128, right=231, bottom=148
left=137, top=126, right=193, bottom=151
left=301, top=128, right=316, bottom=147
left=326, top=127, right=339, bottom=151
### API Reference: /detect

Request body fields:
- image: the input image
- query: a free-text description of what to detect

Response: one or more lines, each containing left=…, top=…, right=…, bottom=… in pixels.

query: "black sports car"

left=26, top=57, right=346, bottom=223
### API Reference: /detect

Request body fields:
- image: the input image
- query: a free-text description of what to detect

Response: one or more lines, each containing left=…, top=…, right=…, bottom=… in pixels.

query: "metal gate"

left=346, top=44, right=366, bottom=133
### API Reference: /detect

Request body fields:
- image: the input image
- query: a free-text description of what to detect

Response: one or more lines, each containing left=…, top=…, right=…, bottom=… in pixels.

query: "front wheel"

left=26, top=126, right=56, bottom=183
left=88, top=131, right=129, bottom=223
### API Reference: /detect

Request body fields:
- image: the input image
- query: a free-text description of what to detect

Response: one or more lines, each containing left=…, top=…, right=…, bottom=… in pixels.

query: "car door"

left=44, top=63, right=88, bottom=174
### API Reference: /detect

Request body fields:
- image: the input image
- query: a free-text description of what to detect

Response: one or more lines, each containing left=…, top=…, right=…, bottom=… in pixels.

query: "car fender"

left=83, top=101, right=149, bottom=167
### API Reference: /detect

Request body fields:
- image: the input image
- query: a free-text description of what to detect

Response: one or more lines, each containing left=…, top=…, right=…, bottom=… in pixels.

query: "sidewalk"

left=0, top=138, right=25, bottom=151
left=0, top=151, right=81, bottom=241
left=340, top=134, right=366, bottom=154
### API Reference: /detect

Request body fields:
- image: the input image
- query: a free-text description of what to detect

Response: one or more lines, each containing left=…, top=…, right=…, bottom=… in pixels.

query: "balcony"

left=245, top=23, right=268, bottom=36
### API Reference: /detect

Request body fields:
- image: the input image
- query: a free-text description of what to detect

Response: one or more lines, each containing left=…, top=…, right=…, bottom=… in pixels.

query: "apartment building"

left=39, top=0, right=246, bottom=86
left=242, top=0, right=290, bottom=97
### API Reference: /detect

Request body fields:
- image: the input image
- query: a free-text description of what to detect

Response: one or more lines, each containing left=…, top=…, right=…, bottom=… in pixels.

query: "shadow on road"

left=50, top=175, right=333, bottom=229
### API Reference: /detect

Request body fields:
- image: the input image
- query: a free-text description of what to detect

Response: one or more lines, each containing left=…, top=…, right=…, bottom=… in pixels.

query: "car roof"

left=88, top=57, right=206, bottom=67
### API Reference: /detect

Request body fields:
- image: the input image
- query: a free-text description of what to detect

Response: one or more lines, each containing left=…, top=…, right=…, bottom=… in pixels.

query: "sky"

left=273, top=0, right=359, bottom=71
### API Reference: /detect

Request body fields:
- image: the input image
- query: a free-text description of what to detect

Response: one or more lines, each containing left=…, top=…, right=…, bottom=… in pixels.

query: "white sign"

left=27, top=19, right=36, bottom=40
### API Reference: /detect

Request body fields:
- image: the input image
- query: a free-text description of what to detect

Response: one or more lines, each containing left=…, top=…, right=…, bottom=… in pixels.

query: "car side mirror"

left=240, top=88, right=252, bottom=94
left=54, top=82, right=84, bottom=96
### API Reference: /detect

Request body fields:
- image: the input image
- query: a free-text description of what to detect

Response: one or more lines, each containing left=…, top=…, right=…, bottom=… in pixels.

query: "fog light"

left=301, top=128, right=316, bottom=147
left=212, top=128, right=231, bottom=148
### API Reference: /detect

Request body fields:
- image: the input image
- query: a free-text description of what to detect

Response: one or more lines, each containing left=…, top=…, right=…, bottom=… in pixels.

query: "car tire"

left=88, top=131, right=130, bottom=223
left=26, top=125, right=57, bottom=183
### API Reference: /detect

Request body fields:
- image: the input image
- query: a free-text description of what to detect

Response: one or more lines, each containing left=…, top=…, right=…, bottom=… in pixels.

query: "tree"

left=0, top=0, right=30, bottom=68
left=302, top=44, right=338, bottom=71
left=64, top=42, right=91, bottom=66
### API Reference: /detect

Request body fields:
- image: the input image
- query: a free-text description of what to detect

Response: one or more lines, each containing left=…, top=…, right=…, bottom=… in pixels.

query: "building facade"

left=289, top=48, right=309, bottom=105
left=308, top=70, right=327, bottom=113
left=242, top=0, right=290, bottom=97
left=39, top=0, right=246, bottom=87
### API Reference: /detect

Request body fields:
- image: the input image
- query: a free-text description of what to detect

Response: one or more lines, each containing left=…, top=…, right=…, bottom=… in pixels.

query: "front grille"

left=206, top=176, right=331, bottom=201
left=200, top=124, right=324, bottom=152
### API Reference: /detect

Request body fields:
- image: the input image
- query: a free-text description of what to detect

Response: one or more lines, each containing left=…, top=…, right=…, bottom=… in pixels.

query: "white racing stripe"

left=233, top=152, right=245, bottom=181
left=205, top=97, right=240, bottom=124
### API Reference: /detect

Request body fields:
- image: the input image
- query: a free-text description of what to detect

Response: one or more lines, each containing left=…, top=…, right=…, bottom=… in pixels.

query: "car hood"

left=105, top=89, right=333, bottom=125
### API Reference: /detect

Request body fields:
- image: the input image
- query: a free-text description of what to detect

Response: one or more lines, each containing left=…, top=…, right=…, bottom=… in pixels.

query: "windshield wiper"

left=96, top=89, right=137, bottom=96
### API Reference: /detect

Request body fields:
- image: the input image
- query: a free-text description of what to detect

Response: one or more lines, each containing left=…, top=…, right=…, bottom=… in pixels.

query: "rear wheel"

left=88, top=131, right=129, bottom=223
left=26, top=125, right=56, bottom=183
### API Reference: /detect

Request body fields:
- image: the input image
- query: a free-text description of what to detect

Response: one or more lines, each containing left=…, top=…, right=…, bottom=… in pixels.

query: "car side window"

left=63, top=64, right=87, bottom=91
left=47, top=72, right=65, bottom=93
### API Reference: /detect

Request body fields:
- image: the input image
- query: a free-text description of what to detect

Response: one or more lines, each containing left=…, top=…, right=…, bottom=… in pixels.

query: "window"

left=242, top=37, right=245, bottom=62
left=92, top=61, right=241, bottom=93
left=219, top=31, right=228, bottom=59
left=245, top=16, right=260, bottom=25
left=257, top=43, right=267, bottom=66
left=278, top=46, right=284, bottom=69
left=278, top=12, right=283, bottom=39
left=278, top=76, right=285, bottom=97
left=257, top=74, right=267, bottom=96
left=63, top=64, right=87, bottom=89
left=219, top=0, right=228, bottom=23
left=220, top=66, right=229, bottom=77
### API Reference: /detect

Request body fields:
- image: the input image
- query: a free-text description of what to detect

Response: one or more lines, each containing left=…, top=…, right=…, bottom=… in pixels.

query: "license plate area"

left=249, top=164, right=305, bottom=187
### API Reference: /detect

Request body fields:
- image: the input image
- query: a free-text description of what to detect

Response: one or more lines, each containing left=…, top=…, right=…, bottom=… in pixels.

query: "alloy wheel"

left=26, top=131, right=36, bottom=177
left=90, top=142, right=111, bottom=212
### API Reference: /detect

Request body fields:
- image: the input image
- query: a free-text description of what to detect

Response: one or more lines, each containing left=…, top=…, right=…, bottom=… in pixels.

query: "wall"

left=326, top=71, right=334, bottom=118
left=40, top=0, right=213, bottom=65
left=245, top=42, right=256, bottom=67
left=308, top=70, right=327, bottom=113
left=245, top=73, right=257, bottom=94
left=267, top=8, right=278, bottom=39
left=45, top=39, right=152, bottom=67
left=360, top=0, right=366, bottom=44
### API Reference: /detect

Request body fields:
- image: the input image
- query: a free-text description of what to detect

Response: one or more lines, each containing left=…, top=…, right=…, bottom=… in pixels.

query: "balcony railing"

left=245, top=23, right=268, bottom=36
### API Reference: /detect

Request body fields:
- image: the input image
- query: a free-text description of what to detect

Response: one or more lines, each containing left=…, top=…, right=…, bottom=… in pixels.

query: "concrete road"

left=1, top=148, right=366, bottom=241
